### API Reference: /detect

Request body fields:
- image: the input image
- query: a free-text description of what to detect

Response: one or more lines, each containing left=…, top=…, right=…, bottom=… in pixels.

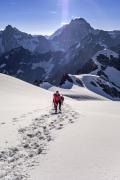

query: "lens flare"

left=59, top=0, right=69, bottom=26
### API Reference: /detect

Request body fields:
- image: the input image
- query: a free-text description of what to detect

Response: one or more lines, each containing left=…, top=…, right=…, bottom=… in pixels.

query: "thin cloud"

left=50, top=11, right=57, bottom=15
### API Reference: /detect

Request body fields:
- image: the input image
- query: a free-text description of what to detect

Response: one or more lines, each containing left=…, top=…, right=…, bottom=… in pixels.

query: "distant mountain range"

left=0, top=18, right=120, bottom=54
left=0, top=18, right=120, bottom=99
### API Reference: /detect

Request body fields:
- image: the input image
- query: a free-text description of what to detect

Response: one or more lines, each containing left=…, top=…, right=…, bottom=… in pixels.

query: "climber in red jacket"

left=53, top=91, right=64, bottom=113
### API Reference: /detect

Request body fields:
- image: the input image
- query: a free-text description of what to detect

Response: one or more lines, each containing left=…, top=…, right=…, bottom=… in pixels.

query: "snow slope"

left=0, top=73, right=51, bottom=149
left=30, top=100, right=120, bottom=180
left=0, top=73, right=120, bottom=180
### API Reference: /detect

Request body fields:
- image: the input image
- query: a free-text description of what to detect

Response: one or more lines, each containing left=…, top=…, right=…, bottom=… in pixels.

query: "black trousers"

left=58, top=101, right=62, bottom=111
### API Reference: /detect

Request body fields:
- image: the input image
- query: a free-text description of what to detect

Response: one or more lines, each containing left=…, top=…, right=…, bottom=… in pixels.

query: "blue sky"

left=0, top=0, right=120, bottom=35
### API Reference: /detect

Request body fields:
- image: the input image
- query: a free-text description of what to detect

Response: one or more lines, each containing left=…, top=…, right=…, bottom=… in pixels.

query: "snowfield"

left=0, top=73, right=120, bottom=180
left=0, top=73, right=52, bottom=149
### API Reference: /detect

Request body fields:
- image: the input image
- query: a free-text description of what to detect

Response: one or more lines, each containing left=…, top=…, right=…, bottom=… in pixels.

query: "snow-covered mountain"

left=49, top=18, right=94, bottom=51
left=78, top=48, right=120, bottom=86
left=0, top=46, right=120, bottom=96
left=0, top=25, right=53, bottom=54
left=0, top=18, right=120, bottom=180
left=49, top=18, right=120, bottom=51
left=60, top=49, right=120, bottom=100
left=0, top=43, right=106, bottom=85
left=0, top=18, right=120, bottom=100
left=0, top=47, right=64, bottom=83
left=0, top=18, right=120, bottom=55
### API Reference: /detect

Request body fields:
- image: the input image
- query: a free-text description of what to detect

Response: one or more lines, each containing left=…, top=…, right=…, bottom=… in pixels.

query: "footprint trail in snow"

left=0, top=104, right=80, bottom=180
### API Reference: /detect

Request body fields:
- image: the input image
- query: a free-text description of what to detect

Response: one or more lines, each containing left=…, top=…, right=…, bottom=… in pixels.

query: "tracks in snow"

left=0, top=104, right=80, bottom=180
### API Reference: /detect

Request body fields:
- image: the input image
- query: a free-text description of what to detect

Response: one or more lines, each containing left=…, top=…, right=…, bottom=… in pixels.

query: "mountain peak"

left=71, top=18, right=89, bottom=24
left=5, top=25, right=19, bottom=33
left=5, top=25, right=14, bottom=30
left=70, top=17, right=93, bottom=31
